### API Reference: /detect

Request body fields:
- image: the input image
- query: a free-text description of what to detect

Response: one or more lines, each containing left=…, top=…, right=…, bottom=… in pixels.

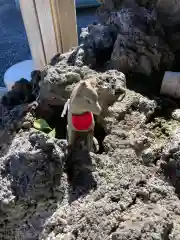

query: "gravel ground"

left=0, top=0, right=97, bottom=86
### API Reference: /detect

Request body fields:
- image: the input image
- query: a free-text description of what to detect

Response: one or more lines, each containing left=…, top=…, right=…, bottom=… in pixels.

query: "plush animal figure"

left=61, top=80, right=102, bottom=152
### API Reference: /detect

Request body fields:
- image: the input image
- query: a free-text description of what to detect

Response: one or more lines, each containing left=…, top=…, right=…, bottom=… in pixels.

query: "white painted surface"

left=19, top=0, right=47, bottom=69
left=4, top=60, right=34, bottom=90
left=161, top=71, right=180, bottom=98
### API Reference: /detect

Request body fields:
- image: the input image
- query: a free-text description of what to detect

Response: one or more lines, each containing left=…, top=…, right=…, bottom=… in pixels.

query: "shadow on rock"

left=160, top=128, right=180, bottom=198
left=1, top=78, right=35, bottom=107
left=65, top=148, right=97, bottom=203
left=161, top=163, right=180, bottom=196
left=161, top=159, right=180, bottom=198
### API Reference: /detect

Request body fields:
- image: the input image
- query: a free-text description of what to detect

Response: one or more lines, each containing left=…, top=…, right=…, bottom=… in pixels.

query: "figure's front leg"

left=86, top=130, right=94, bottom=152
left=93, top=136, right=99, bottom=153
left=67, top=125, right=76, bottom=147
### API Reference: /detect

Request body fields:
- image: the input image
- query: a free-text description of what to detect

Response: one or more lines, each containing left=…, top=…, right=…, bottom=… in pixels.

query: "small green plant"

left=33, top=118, right=56, bottom=138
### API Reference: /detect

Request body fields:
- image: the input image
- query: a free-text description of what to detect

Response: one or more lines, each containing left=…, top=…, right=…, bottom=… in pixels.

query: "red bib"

left=72, top=112, right=93, bottom=131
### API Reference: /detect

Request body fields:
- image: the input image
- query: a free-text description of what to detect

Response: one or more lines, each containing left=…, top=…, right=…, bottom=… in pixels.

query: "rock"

left=137, top=97, right=157, bottom=119
left=21, top=121, right=32, bottom=129
left=55, top=233, right=74, bottom=240
left=169, top=219, right=180, bottom=240
left=70, top=2, right=174, bottom=76
left=172, top=109, right=180, bottom=121
left=1, top=3, right=180, bottom=238
left=141, top=144, right=163, bottom=166
left=0, top=55, right=180, bottom=239
left=39, top=56, right=127, bottom=123
left=1, top=78, right=35, bottom=107
left=161, top=128, right=180, bottom=194
left=142, top=148, right=156, bottom=165
left=0, top=130, right=65, bottom=239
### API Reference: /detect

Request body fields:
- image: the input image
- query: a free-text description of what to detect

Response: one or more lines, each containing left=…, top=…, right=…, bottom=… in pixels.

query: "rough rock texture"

left=1, top=1, right=180, bottom=238
left=1, top=78, right=35, bottom=107
left=161, top=128, right=180, bottom=195
left=172, top=109, right=180, bottom=122
left=0, top=106, right=67, bottom=239
left=1, top=48, right=180, bottom=239
left=97, top=0, right=180, bottom=54
left=39, top=53, right=126, bottom=124
left=69, top=0, right=174, bottom=76
left=39, top=76, right=180, bottom=239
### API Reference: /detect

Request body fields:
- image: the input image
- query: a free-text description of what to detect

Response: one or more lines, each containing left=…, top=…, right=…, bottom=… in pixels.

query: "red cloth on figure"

left=72, top=112, right=93, bottom=131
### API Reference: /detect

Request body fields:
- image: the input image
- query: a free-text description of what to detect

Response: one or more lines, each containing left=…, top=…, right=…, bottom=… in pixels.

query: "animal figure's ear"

left=76, top=81, right=88, bottom=96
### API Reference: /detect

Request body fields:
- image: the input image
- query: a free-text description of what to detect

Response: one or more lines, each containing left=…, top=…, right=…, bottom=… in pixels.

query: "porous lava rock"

left=69, top=0, right=174, bottom=76
left=0, top=49, right=180, bottom=239
left=1, top=1, right=180, bottom=239
left=0, top=106, right=67, bottom=239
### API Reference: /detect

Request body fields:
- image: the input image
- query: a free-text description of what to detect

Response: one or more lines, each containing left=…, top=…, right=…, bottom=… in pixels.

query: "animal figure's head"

left=71, top=81, right=102, bottom=115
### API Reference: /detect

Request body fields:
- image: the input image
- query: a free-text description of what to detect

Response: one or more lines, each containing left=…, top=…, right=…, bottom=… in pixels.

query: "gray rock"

left=0, top=128, right=66, bottom=239
left=70, top=2, right=174, bottom=76
left=161, top=128, right=180, bottom=193
left=33, top=54, right=180, bottom=239
left=39, top=55, right=127, bottom=123
left=0, top=74, right=180, bottom=240
left=141, top=144, right=162, bottom=166
left=172, top=109, right=180, bottom=121
left=21, top=121, right=32, bottom=129
left=1, top=17, right=180, bottom=239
